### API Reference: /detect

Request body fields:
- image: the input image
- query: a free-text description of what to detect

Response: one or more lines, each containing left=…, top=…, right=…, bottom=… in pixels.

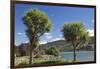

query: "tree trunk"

left=29, top=45, right=33, bottom=64
left=29, top=36, right=38, bottom=64
left=73, top=47, right=76, bottom=62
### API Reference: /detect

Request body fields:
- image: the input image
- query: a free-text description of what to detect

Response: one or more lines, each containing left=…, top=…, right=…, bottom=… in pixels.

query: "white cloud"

left=46, top=35, right=52, bottom=39
left=17, top=32, right=25, bottom=35
left=40, top=33, right=65, bottom=44
left=40, top=34, right=65, bottom=44
left=59, top=35, right=63, bottom=37
left=17, top=32, right=27, bottom=38
left=44, top=33, right=64, bottom=42
left=87, top=29, right=94, bottom=36
left=40, top=37, right=64, bottom=44
left=44, top=33, right=50, bottom=35
left=44, top=33, right=52, bottom=40
left=49, top=37, right=65, bottom=42
left=25, top=40, right=29, bottom=43
left=15, top=41, right=21, bottom=46
left=39, top=40, right=47, bottom=44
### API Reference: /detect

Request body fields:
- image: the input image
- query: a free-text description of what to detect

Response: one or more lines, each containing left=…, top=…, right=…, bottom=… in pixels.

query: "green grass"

left=33, top=60, right=67, bottom=64
left=18, top=59, right=29, bottom=66
left=15, top=55, right=80, bottom=66
left=15, top=56, right=29, bottom=66
left=33, top=58, right=69, bottom=65
left=33, top=60, right=49, bottom=63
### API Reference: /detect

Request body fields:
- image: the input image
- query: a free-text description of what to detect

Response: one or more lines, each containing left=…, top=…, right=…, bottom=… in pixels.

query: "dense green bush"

left=18, top=60, right=28, bottom=66
left=45, top=46, right=60, bottom=56
left=34, top=54, right=42, bottom=58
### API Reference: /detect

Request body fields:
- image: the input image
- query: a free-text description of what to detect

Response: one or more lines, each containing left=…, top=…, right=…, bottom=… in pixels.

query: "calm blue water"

left=60, top=51, right=94, bottom=61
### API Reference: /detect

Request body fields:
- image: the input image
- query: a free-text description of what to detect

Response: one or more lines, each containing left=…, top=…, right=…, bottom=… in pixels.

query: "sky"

left=15, top=4, right=94, bottom=46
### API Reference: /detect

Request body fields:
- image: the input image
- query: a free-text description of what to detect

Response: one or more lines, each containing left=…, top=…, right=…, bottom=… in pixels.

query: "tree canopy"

left=22, top=8, right=52, bottom=48
left=62, top=22, right=89, bottom=49
left=22, top=8, right=52, bottom=64
left=61, top=22, right=89, bottom=61
left=23, top=9, right=51, bottom=38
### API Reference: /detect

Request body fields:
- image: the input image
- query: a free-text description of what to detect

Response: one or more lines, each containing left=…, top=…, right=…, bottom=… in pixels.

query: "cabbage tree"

left=61, top=22, right=89, bottom=62
left=22, top=9, right=52, bottom=64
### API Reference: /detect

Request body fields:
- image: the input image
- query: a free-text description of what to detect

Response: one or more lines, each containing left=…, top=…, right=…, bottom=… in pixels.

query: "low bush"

left=45, top=47, right=60, bottom=56
left=34, top=54, right=41, bottom=58
left=18, top=60, right=28, bottom=66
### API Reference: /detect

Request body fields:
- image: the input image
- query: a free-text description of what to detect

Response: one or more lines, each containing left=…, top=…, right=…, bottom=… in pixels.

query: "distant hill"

left=15, top=36, right=94, bottom=56
left=40, top=36, right=94, bottom=51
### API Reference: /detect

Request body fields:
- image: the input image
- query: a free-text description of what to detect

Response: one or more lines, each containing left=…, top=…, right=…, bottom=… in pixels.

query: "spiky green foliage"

left=23, top=9, right=52, bottom=43
left=22, top=8, right=52, bottom=64
left=61, top=22, right=89, bottom=61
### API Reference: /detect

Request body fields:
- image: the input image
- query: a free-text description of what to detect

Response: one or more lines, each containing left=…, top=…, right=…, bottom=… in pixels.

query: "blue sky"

left=15, top=4, right=94, bottom=46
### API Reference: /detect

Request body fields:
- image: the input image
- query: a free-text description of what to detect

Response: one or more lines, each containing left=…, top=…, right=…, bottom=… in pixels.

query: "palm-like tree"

left=22, top=9, right=52, bottom=64
left=61, top=22, right=89, bottom=62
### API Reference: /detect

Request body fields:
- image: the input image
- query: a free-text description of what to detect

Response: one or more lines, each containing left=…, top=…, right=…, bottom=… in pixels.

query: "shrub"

left=18, top=60, right=28, bottom=66
left=34, top=54, right=41, bottom=58
left=45, top=47, right=59, bottom=56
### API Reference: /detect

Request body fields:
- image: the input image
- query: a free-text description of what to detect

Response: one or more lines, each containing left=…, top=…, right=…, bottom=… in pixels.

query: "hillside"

left=15, top=36, right=94, bottom=56
left=40, top=37, right=94, bottom=51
